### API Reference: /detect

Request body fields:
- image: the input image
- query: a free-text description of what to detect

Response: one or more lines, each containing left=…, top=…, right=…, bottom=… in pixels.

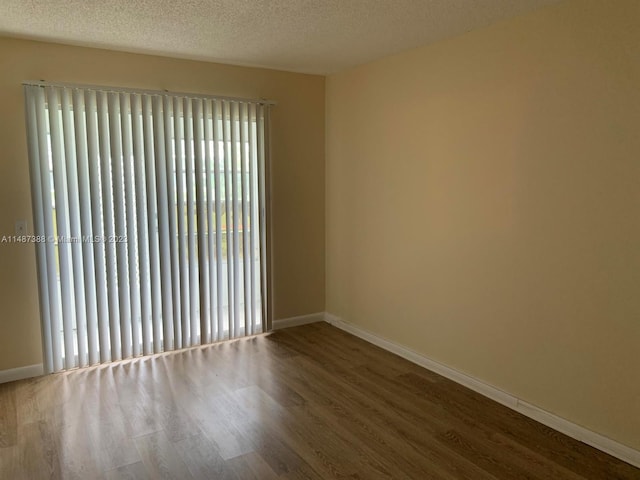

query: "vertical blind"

left=24, top=83, right=271, bottom=373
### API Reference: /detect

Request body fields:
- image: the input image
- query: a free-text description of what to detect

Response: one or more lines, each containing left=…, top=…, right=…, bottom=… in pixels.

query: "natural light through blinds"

left=23, top=83, right=270, bottom=373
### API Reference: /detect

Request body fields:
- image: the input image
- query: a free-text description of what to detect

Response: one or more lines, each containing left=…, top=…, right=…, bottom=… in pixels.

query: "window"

left=24, top=83, right=271, bottom=372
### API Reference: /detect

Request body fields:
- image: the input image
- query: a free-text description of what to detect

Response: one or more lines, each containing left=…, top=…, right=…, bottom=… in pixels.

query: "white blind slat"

left=152, top=95, right=174, bottom=352
left=194, top=99, right=210, bottom=344
left=248, top=103, right=259, bottom=335
left=230, top=102, right=241, bottom=337
left=257, top=105, right=267, bottom=332
left=131, top=94, right=153, bottom=356
left=47, top=87, right=77, bottom=370
left=174, top=97, right=191, bottom=347
left=240, top=102, right=251, bottom=336
left=222, top=101, right=234, bottom=338
left=204, top=100, right=218, bottom=341
left=24, top=88, right=55, bottom=373
left=184, top=98, right=199, bottom=345
left=142, top=95, right=163, bottom=353
left=97, top=91, right=122, bottom=361
left=212, top=100, right=225, bottom=340
left=120, top=92, right=142, bottom=358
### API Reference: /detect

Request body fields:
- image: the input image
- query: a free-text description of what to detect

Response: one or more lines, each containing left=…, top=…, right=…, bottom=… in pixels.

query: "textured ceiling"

left=0, top=0, right=561, bottom=74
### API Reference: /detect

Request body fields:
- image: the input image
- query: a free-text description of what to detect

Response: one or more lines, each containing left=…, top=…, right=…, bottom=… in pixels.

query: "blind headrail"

left=22, top=80, right=277, bottom=106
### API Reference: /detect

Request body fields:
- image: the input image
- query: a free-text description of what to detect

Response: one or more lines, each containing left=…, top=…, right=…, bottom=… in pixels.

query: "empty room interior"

left=0, top=0, right=638, bottom=478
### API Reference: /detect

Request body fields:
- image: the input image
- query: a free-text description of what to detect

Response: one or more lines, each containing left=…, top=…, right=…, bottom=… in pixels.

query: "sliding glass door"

left=24, top=83, right=271, bottom=373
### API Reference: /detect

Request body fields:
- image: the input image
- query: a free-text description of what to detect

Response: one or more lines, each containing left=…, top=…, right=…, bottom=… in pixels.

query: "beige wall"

left=326, top=0, right=640, bottom=451
left=0, top=37, right=325, bottom=371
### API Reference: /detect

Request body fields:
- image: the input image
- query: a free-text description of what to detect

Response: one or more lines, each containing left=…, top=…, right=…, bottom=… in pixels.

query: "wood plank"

left=18, top=420, right=62, bottom=480
left=0, top=381, right=18, bottom=447
left=134, top=430, right=193, bottom=480
left=54, top=418, right=105, bottom=480
left=104, top=461, right=150, bottom=480
left=173, top=433, right=238, bottom=480
left=0, top=445, right=22, bottom=480
left=227, top=452, right=279, bottom=480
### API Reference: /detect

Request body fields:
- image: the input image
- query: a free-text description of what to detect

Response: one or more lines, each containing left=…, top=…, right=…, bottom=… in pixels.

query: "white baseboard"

left=324, top=313, right=640, bottom=469
left=0, top=363, right=44, bottom=384
left=272, top=312, right=325, bottom=330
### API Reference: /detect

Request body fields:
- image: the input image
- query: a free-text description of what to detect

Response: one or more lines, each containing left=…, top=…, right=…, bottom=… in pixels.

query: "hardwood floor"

left=0, top=322, right=637, bottom=479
